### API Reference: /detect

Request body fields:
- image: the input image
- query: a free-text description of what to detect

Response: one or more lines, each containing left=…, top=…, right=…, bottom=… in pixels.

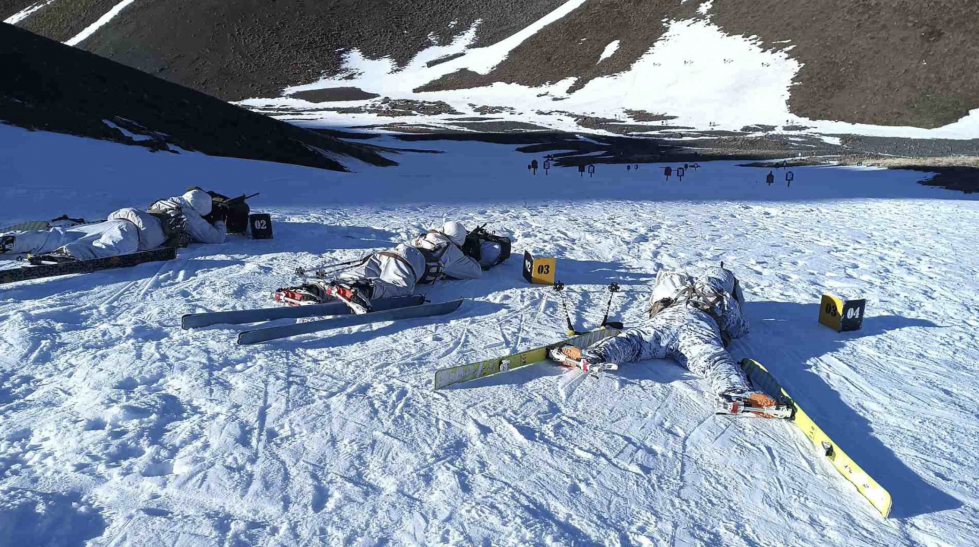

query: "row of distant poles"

left=529, top=155, right=702, bottom=179
left=528, top=155, right=796, bottom=186
left=766, top=160, right=795, bottom=187
left=528, top=155, right=597, bottom=177
left=661, top=163, right=701, bottom=181
left=527, top=155, right=705, bottom=180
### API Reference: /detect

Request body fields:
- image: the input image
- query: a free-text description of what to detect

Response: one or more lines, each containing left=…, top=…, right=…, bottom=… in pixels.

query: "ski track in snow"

left=1, top=125, right=979, bottom=545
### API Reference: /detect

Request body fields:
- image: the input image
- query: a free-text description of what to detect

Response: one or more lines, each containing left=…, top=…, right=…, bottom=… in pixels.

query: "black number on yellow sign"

left=537, top=265, right=550, bottom=275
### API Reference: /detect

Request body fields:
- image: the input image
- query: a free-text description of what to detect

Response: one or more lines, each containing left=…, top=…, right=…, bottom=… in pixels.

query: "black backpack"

left=462, top=225, right=511, bottom=270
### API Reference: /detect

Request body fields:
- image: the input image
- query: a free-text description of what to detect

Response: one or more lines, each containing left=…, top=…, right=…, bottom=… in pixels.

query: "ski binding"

left=548, top=347, right=618, bottom=374
left=715, top=399, right=794, bottom=419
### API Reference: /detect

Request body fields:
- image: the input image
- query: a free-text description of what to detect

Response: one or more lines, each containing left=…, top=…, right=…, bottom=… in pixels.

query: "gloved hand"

left=205, top=204, right=229, bottom=225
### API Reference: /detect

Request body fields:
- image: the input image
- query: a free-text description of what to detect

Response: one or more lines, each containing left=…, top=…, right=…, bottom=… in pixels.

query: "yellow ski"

left=434, top=328, right=620, bottom=390
left=740, top=358, right=893, bottom=517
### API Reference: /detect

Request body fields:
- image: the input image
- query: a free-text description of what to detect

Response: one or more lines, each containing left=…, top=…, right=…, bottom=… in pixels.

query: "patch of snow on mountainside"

left=64, top=0, right=136, bottom=46
left=598, top=39, right=620, bottom=63
left=4, top=0, right=57, bottom=25
left=242, top=11, right=979, bottom=139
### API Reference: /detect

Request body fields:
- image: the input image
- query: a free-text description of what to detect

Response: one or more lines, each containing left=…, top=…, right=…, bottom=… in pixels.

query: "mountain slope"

left=0, top=23, right=394, bottom=170
left=6, top=0, right=979, bottom=129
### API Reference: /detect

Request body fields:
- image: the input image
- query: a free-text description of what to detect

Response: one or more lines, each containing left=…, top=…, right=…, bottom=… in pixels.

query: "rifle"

left=220, top=192, right=260, bottom=207
left=462, top=223, right=488, bottom=259
left=462, top=223, right=511, bottom=268
left=205, top=192, right=259, bottom=232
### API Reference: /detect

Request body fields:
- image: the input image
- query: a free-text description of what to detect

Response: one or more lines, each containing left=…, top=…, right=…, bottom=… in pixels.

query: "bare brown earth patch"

left=0, top=1, right=37, bottom=20
left=66, top=0, right=568, bottom=102
left=709, top=0, right=979, bottom=128
left=624, top=110, right=677, bottom=123
left=18, top=0, right=121, bottom=42
left=9, top=1, right=979, bottom=129
left=417, top=0, right=699, bottom=95
left=291, top=87, right=380, bottom=103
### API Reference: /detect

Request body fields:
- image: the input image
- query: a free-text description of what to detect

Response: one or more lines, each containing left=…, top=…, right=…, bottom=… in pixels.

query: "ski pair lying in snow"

left=182, top=296, right=462, bottom=345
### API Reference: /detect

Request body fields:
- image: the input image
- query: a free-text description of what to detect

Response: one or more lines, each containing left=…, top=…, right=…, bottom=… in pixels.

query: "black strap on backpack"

left=148, top=203, right=191, bottom=248
left=462, top=224, right=511, bottom=270
left=415, top=246, right=447, bottom=284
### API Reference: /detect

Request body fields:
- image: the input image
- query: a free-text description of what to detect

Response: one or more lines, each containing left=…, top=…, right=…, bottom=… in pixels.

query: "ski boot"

left=273, top=282, right=332, bottom=306
left=325, top=281, right=373, bottom=315
left=0, top=235, right=15, bottom=255
left=549, top=345, right=618, bottom=373
left=715, top=391, right=793, bottom=419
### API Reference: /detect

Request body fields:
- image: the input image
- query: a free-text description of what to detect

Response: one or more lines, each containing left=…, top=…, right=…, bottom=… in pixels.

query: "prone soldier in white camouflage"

left=276, top=221, right=507, bottom=314
left=552, top=265, right=781, bottom=416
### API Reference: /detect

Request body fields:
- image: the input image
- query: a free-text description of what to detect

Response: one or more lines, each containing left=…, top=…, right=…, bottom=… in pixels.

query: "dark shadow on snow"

left=454, top=349, right=696, bottom=391
left=195, top=222, right=399, bottom=259
left=0, top=256, right=178, bottom=302
left=262, top=300, right=505, bottom=351
left=0, top=489, right=107, bottom=547
left=735, top=300, right=959, bottom=519
left=414, top=257, right=655, bottom=304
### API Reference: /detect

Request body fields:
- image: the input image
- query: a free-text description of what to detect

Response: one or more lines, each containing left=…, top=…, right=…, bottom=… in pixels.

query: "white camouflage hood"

left=181, top=190, right=212, bottom=216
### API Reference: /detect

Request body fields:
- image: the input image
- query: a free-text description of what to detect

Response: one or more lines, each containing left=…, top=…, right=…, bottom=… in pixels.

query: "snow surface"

left=240, top=3, right=979, bottom=139
left=2, top=123, right=979, bottom=545
left=598, top=40, right=620, bottom=63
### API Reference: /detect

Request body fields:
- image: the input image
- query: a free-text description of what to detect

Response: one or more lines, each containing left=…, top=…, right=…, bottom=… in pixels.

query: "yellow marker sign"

left=522, top=251, right=556, bottom=285
left=819, top=294, right=866, bottom=332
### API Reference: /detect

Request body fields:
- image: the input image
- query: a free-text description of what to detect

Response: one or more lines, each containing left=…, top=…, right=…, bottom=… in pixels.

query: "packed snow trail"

left=1, top=125, right=978, bottom=545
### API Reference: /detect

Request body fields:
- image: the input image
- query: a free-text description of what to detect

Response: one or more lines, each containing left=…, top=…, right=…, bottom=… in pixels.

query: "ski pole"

left=553, top=281, right=579, bottom=336
left=600, top=283, right=624, bottom=329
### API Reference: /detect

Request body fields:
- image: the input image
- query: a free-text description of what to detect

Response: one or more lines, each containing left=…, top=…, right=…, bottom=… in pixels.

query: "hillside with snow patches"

left=5, top=0, right=979, bottom=136
left=2, top=122, right=979, bottom=546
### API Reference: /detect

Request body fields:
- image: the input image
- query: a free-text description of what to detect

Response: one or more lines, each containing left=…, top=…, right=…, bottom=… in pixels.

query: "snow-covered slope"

left=243, top=3, right=979, bottom=139
left=2, top=124, right=978, bottom=545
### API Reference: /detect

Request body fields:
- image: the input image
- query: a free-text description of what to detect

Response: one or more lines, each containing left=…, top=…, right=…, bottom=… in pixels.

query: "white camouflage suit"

left=1, top=190, right=226, bottom=260
left=337, top=222, right=482, bottom=299
left=583, top=266, right=754, bottom=397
